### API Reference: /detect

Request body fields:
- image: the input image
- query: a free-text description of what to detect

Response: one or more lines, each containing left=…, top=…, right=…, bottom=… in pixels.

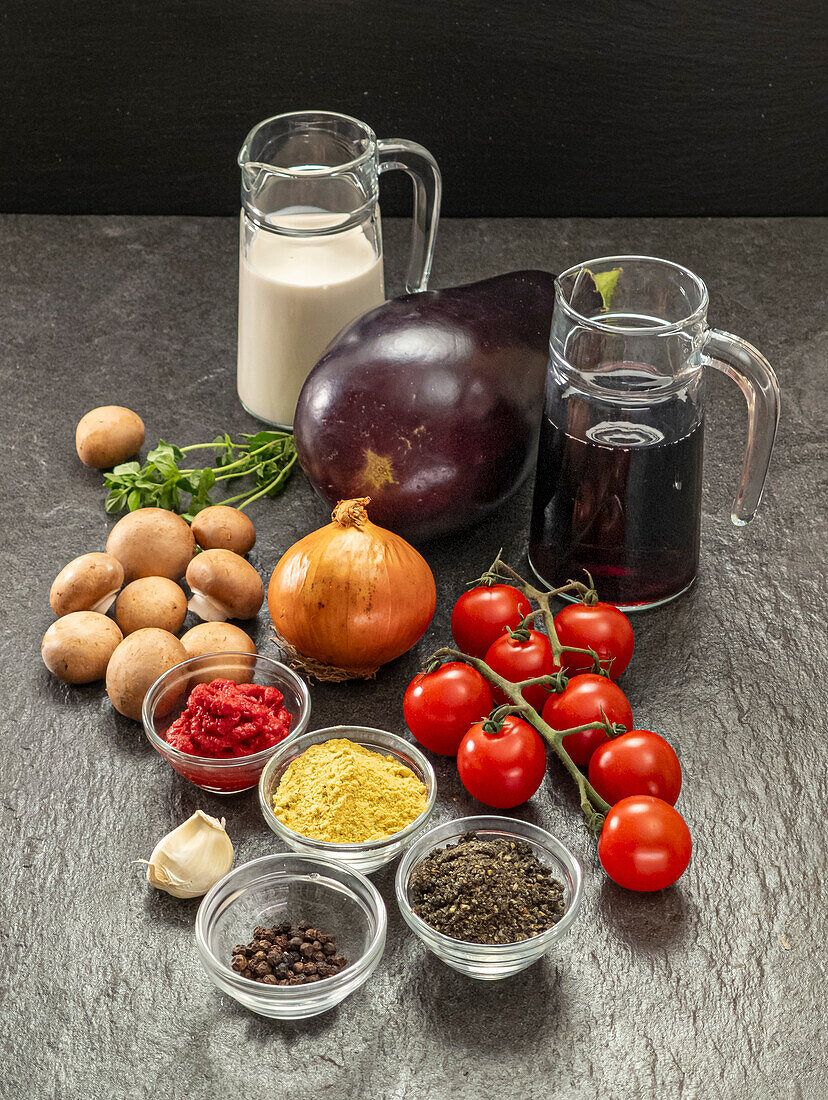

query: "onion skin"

left=268, top=498, right=436, bottom=675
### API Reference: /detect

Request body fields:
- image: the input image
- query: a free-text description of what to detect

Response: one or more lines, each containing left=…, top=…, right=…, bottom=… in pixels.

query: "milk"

left=237, top=211, right=385, bottom=427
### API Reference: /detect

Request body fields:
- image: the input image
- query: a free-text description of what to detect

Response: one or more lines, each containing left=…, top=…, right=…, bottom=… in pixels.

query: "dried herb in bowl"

left=408, top=833, right=566, bottom=944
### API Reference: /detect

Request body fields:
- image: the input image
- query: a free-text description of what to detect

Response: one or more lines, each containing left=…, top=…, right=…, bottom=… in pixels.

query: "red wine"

left=529, top=375, right=704, bottom=608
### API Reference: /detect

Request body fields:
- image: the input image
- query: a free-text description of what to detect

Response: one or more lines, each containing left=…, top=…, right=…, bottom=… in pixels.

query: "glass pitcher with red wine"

left=529, top=255, right=780, bottom=611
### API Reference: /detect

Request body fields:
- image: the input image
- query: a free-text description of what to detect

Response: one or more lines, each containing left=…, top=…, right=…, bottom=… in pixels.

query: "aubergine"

left=293, top=270, right=557, bottom=541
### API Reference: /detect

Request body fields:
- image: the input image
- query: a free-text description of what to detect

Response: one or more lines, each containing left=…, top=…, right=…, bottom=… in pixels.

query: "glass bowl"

left=142, top=652, right=311, bottom=794
left=195, top=853, right=386, bottom=1019
left=395, top=815, right=583, bottom=980
left=258, top=726, right=437, bottom=874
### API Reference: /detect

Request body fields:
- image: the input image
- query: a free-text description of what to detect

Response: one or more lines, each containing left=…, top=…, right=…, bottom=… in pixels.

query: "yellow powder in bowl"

left=272, top=738, right=429, bottom=844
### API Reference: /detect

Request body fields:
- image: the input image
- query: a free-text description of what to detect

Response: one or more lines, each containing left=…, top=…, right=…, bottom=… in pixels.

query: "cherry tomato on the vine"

left=457, top=715, right=546, bottom=809
left=541, top=673, right=633, bottom=767
left=484, top=629, right=559, bottom=711
left=588, top=729, right=682, bottom=805
left=554, top=601, right=634, bottom=679
left=451, top=584, right=532, bottom=658
left=598, top=795, right=691, bottom=891
left=403, top=663, right=494, bottom=756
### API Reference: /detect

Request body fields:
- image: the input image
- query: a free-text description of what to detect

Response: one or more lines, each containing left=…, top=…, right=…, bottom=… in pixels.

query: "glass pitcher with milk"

left=237, top=110, right=442, bottom=427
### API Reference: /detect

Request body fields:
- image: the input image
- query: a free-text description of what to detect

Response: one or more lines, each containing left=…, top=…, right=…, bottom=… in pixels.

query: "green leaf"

left=244, top=430, right=292, bottom=448
left=147, top=442, right=182, bottom=477
left=592, top=267, right=622, bottom=310
left=105, top=489, right=128, bottom=513
left=197, top=467, right=216, bottom=495
left=111, top=461, right=141, bottom=477
left=100, top=429, right=297, bottom=518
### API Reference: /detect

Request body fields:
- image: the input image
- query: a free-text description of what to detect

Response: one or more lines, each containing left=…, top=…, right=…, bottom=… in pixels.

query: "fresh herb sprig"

left=103, top=431, right=297, bottom=521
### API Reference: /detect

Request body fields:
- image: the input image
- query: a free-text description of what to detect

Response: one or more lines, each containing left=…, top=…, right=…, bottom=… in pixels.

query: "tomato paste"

left=166, top=679, right=292, bottom=758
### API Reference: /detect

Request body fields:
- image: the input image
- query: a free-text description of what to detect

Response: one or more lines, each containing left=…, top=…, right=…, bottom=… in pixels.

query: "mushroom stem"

left=187, top=590, right=230, bottom=623
left=90, top=590, right=119, bottom=615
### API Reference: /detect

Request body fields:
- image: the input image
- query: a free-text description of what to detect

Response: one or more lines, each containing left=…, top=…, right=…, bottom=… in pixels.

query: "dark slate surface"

left=1, top=216, right=826, bottom=1099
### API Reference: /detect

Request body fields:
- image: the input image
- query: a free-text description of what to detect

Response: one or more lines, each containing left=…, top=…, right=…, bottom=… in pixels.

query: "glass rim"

left=258, top=726, right=437, bottom=851
left=395, top=814, right=584, bottom=951
left=195, top=853, right=387, bottom=998
left=238, top=109, right=377, bottom=177
left=141, top=651, right=311, bottom=768
left=555, top=254, right=710, bottom=335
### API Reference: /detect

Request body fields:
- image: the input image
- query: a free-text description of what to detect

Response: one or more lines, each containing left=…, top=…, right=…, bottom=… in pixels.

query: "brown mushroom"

left=191, top=506, right=256, bottom=555
left=179, top=622, right=257, bottom=659
left=41, top=612, right=123, bottom=683
left=50, top=552, right=124, bottom=617
left=75, top=406, right=145, bottom=469
left=185, top=550, right=264, bottom=622
left=179, top=622, right=257, bottom=684
left=105, top=628, right=187, bottom=721
left=115, top=577, right=188, bottom=636
left=106, top=508, right=195, bottom=582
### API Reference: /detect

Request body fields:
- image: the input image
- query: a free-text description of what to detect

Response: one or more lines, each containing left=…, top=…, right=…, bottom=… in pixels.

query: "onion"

left=267, top=497, right=436, bottom=680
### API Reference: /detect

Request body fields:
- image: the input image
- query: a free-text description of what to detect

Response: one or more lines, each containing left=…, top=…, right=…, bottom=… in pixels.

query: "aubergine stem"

left=428, top=645, right=613, bottom=836
left=483, top=555, right=604, bottom=672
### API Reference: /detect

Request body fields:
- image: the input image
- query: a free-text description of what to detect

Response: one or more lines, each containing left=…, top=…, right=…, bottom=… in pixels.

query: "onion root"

left=271, top=632, right=379, bottom=682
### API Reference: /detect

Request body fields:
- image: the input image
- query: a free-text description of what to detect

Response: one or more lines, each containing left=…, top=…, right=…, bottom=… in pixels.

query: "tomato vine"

left=427, top=552, right=629, bottom=837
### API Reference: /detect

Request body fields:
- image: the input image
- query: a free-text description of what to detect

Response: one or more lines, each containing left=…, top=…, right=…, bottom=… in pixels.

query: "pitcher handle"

left=377, top=139, right=442, bottom=293
left=704, top=329, right=781, bottom=525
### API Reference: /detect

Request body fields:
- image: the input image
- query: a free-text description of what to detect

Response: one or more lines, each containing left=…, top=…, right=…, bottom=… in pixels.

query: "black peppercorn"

left=230, top=922, right=349, bottom=986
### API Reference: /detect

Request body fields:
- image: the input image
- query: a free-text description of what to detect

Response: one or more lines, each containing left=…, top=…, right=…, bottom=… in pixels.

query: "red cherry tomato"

left=598, top=795, right=691, bottom=891
left=589, top=730, right=682, bottom=805
left=457, top=715, right=546, bottom=809
left=541, top=673, right=633, bottom=766
left=483, top=629, right=559, bottom=711
left=403, top=663, right=494, bottom=756
left=554, top=602, right=634, bottom=679
left=451, top=584, right=532, bottom=657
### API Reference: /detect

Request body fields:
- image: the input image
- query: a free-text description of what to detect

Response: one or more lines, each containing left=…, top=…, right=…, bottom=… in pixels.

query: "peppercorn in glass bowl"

left=395, top=815, right=583, bottom=980
left=195, top=853, right=386, bottom=1019
left=142, top=653, right=311, bottom=794
left=258, top=726, right=437, bottom=874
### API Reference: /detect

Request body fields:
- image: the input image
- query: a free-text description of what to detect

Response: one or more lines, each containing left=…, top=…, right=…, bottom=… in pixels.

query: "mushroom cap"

left=179, top=623, right=257, bottom=684
left=41, top=611, right=124, bottom=683
left=75, top=405, right=145, bottom=469
left=191, top=506, right=256, bottom=555
left=50, top=552, right=125, bottom=617
left=179, top=622, right=257, bottom=659
left=106, top=508, right=195, bottom=583
left=105, top=628, right=187, bottom=721
left=186, top=549, right=264, bottom=620
left=115, top=577, right=188, bottom=636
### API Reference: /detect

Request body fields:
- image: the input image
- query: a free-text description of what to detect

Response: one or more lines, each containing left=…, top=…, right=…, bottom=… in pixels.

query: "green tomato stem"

left=484, top=554, right=588, bottom=663
left=429, top=645, right=611, bottom=833
left=487, top=557, right=603, bottom=671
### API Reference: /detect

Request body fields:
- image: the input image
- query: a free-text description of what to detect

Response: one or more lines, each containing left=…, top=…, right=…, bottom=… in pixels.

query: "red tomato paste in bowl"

left=165, top=679, right=292, bottom=759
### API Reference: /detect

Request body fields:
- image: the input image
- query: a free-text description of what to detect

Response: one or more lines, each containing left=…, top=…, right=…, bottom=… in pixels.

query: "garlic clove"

left=144, top=810, right=234, bottom=899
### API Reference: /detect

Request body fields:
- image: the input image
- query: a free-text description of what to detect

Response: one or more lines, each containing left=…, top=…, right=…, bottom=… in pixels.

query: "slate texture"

left=0, top=216, right=826, bottom=1100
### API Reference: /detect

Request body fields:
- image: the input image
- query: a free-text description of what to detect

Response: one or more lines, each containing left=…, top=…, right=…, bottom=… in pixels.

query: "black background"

left=1, top=0, right=826, bottom=216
